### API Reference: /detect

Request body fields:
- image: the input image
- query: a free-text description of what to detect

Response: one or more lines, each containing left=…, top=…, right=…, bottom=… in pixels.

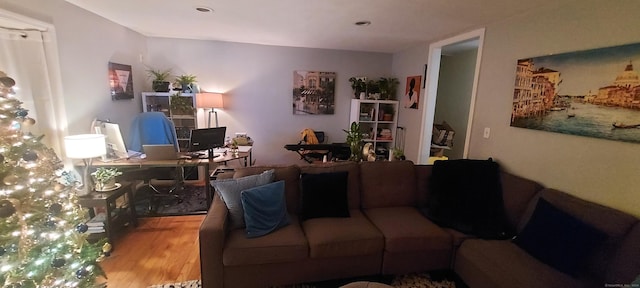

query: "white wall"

left=391, top=44, right=429, bottom=161
left=2, top=0, right=147, bottom=140
left=145, top=38, right=391, bottom=164
left=467, top=0, right=640, bottom=217
left=434, top=49, right=477, bottom=159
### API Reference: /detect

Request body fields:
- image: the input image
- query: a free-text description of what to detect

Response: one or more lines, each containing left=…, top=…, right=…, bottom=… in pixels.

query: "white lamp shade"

left=196, top=93, right=224, bottom=109
left=64, top=134, right=107, bottom=159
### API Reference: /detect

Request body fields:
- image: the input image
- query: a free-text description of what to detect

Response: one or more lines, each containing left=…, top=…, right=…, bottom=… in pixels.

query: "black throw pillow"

left=425, top=158, right=513, bottom=239
left=300, top=171, right=350, bottom=220
left=514, top=198, right=607, bottom=277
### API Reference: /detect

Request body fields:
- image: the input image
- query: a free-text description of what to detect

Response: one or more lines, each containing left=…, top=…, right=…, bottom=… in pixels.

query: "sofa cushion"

left=300, top=161, right=361, bottom=210
left=241, top=180, right=290, bottom=238
left=300, top=171, right=350, bottom=220
left=223, top=215, right=308, bottom=266
left=360, top=161, right=417, bottom=209
left=364, top=207, right=451, bottom=253
left=302, top=209, right=384, bottom=258
left=234, top=165, right=302, bottom=214
left=514, top=198, right=607, bottom=277
left=212, top=169, right=275, bottom=229
left=455, top=239, right=585, bottom=288
left=499, top=172, right=543, bottom=230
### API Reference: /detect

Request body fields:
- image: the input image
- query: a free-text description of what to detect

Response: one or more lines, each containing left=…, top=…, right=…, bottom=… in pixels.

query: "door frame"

left=417, top=28, right=485, bottom=164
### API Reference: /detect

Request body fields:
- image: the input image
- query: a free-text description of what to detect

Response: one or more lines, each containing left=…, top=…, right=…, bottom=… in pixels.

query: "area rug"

left=147, top=272, right=457, bottom=288
left=134, top=184, right=208, bottom=217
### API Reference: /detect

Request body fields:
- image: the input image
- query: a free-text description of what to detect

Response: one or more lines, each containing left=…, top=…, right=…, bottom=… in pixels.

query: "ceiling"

left=65, top=0, right=560, bottom=53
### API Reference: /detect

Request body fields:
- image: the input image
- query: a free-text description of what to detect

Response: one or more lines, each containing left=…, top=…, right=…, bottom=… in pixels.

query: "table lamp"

left=196, top=92, right=224, bottom=128
left=64, top=134, right=107, bottom=196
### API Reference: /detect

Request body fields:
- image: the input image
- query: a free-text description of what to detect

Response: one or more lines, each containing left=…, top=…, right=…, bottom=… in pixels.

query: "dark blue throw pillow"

left=241, top=180, right=290, bottom=238
left=300, top=171, right=350, bottom=220
left=514, top=198, right=607, bottom=277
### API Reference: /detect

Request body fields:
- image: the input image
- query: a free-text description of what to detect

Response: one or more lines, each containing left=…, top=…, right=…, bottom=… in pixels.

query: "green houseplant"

left=169, top=92, right=195, bottom=115
left=348, top=77, right=367, bottom=99
left=146, top=68, right=172, bottom=92
left=378, top=77, right=399, bottom=100
left=91, top=167, right=122, bottom=191
left=174, top=74, right=197, bottom=93
left=343, top=121, right=364, bottom=161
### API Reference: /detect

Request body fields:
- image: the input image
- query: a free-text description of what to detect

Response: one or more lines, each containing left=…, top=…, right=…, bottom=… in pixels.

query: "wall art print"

left=108, top=62, right=134, bottom=100
left=511, top=42, right=640, bottom=144
left=292, top=71, right=336, bottom=115
left=403, top=75, right=421, bottom=109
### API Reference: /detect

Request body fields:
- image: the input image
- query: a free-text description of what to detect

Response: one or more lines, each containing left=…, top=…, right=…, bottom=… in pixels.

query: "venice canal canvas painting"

left=292, top=71, right=336, bottom=115
left=511, top=42, right=640, bottom=144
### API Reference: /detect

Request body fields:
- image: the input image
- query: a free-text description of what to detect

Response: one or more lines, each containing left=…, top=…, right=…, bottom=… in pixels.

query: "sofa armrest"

left=199, top=193, right=228, bottom=288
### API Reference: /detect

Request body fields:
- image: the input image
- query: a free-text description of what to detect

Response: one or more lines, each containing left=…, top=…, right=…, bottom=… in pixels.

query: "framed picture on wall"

left=511, top=42, right=640, bottom=144
left=292, top=71, right=336, bottom=115
left=403, top=75, right=421, bottom=109
left=108, top=62, right=134, bottom=100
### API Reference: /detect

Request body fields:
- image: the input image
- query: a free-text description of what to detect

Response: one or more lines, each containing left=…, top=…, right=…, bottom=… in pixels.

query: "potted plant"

left=366, top=80, right=381, bottom=99
left=378, top=77, right=399, bottom=100
left=174, top=74, right=197, bottom=93
left=348, top=77, right=367, bottom=99
left=146, top=68, right=172, bottom=92
left=91, top=167, right=122, bottom=191
left=343, top=121, right=364, bottom=161
left=391, top=147, right=406, bottom=161
left=169, top=92, right=195, bottom=115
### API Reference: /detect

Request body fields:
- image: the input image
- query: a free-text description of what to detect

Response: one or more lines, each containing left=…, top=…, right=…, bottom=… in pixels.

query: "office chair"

left=126, top=112, right=183, bottom=212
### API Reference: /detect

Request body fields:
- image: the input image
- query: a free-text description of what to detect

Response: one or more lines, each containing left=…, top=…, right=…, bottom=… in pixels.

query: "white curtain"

left=0, top=17, right=65, bottom=155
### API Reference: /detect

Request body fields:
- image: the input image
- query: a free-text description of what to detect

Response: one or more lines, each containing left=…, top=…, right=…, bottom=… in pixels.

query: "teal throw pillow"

left=241, top=180, right=290, bottom=238
left=212, top=169, right=275, bottom=229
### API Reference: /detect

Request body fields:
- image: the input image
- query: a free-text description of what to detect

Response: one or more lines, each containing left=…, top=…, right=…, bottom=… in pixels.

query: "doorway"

left=417, top=28, right=485, bottom=164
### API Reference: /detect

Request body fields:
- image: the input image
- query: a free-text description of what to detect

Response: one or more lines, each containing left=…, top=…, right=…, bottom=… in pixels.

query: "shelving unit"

left=349, top=99, right=399, bottom=160
left=141, top=92, right=197, bottom=151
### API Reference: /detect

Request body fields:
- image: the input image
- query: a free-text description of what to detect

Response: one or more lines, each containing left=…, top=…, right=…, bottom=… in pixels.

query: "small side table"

left=77, top=181, right=137, bottom=247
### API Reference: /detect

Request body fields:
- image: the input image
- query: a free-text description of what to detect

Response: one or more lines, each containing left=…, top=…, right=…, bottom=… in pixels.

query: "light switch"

left=483, top=127, right=490, bottom=139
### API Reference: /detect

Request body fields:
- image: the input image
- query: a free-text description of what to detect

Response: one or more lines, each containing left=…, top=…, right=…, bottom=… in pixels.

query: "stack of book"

left=86, top=212, right=106, bottom=234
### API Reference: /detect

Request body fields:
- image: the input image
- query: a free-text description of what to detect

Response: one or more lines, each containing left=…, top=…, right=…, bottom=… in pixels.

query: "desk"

left=89, top=149, right=252, bottom=209
left=77, top=182, right=136, bottom=247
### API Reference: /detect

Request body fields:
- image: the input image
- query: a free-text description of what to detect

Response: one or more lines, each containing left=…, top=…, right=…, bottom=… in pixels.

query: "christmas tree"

left=0, top=71, right=110, bottom=287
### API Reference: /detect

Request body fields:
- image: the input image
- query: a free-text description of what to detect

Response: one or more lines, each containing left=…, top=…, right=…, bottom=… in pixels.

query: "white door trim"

left=417, top=28, right=485, bottom=164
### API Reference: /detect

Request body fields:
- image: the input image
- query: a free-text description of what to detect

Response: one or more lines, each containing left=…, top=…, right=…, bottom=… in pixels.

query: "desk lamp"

left=64, top=134, right=107, bottom=196
left=196, top=92, right=224, bottom=128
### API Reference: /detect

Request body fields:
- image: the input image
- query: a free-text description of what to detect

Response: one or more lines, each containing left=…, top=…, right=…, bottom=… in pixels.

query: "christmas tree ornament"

left=49, top=203, right=63, bottom=214
left=52, top=257, right=66, bottom=268
left=75, top=268, right=89, bottom=279
left=22, top=150, right=38, bottom=162
left=22, top=117, right=35, bottom=126
left=76, top=223, right=89, bottom=233
left=0, top=199, right=16, bottom=218
left=16, top=108, right=28, bottom=117
left=3, top=174, right=19, bottom=185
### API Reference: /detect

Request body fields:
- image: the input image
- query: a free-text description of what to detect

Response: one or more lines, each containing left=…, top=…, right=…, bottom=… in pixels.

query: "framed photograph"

left=292, top=71, right=336, bottom=115
left=511, top=42, right=640, bottom=144
left=108, top=62, right=134, bottom=100
left=403, top=75, right=421, bottom=109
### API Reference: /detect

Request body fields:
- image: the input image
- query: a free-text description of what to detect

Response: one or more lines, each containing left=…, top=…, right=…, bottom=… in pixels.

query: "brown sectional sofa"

left=199, top=160, right=640, bottom=288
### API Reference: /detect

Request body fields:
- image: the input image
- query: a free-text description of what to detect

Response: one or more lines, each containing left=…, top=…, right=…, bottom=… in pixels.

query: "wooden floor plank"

left=99, top=215, right=204, bottom=287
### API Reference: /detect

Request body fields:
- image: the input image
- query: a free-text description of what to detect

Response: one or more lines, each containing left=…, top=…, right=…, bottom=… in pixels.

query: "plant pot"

left=152, top=81, right=170, bottom=92
left=95, top=178, right=117, bottom=192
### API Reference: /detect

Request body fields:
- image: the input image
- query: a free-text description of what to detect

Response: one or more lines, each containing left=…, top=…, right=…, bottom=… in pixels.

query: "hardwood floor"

left=98, top=215, right=205, bottom=287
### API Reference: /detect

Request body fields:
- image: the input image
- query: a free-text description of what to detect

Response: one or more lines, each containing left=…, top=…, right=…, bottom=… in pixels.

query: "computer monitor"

left=95, top=122, right=128, bottom=161
left=189, top=127, right=226, bottom=158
